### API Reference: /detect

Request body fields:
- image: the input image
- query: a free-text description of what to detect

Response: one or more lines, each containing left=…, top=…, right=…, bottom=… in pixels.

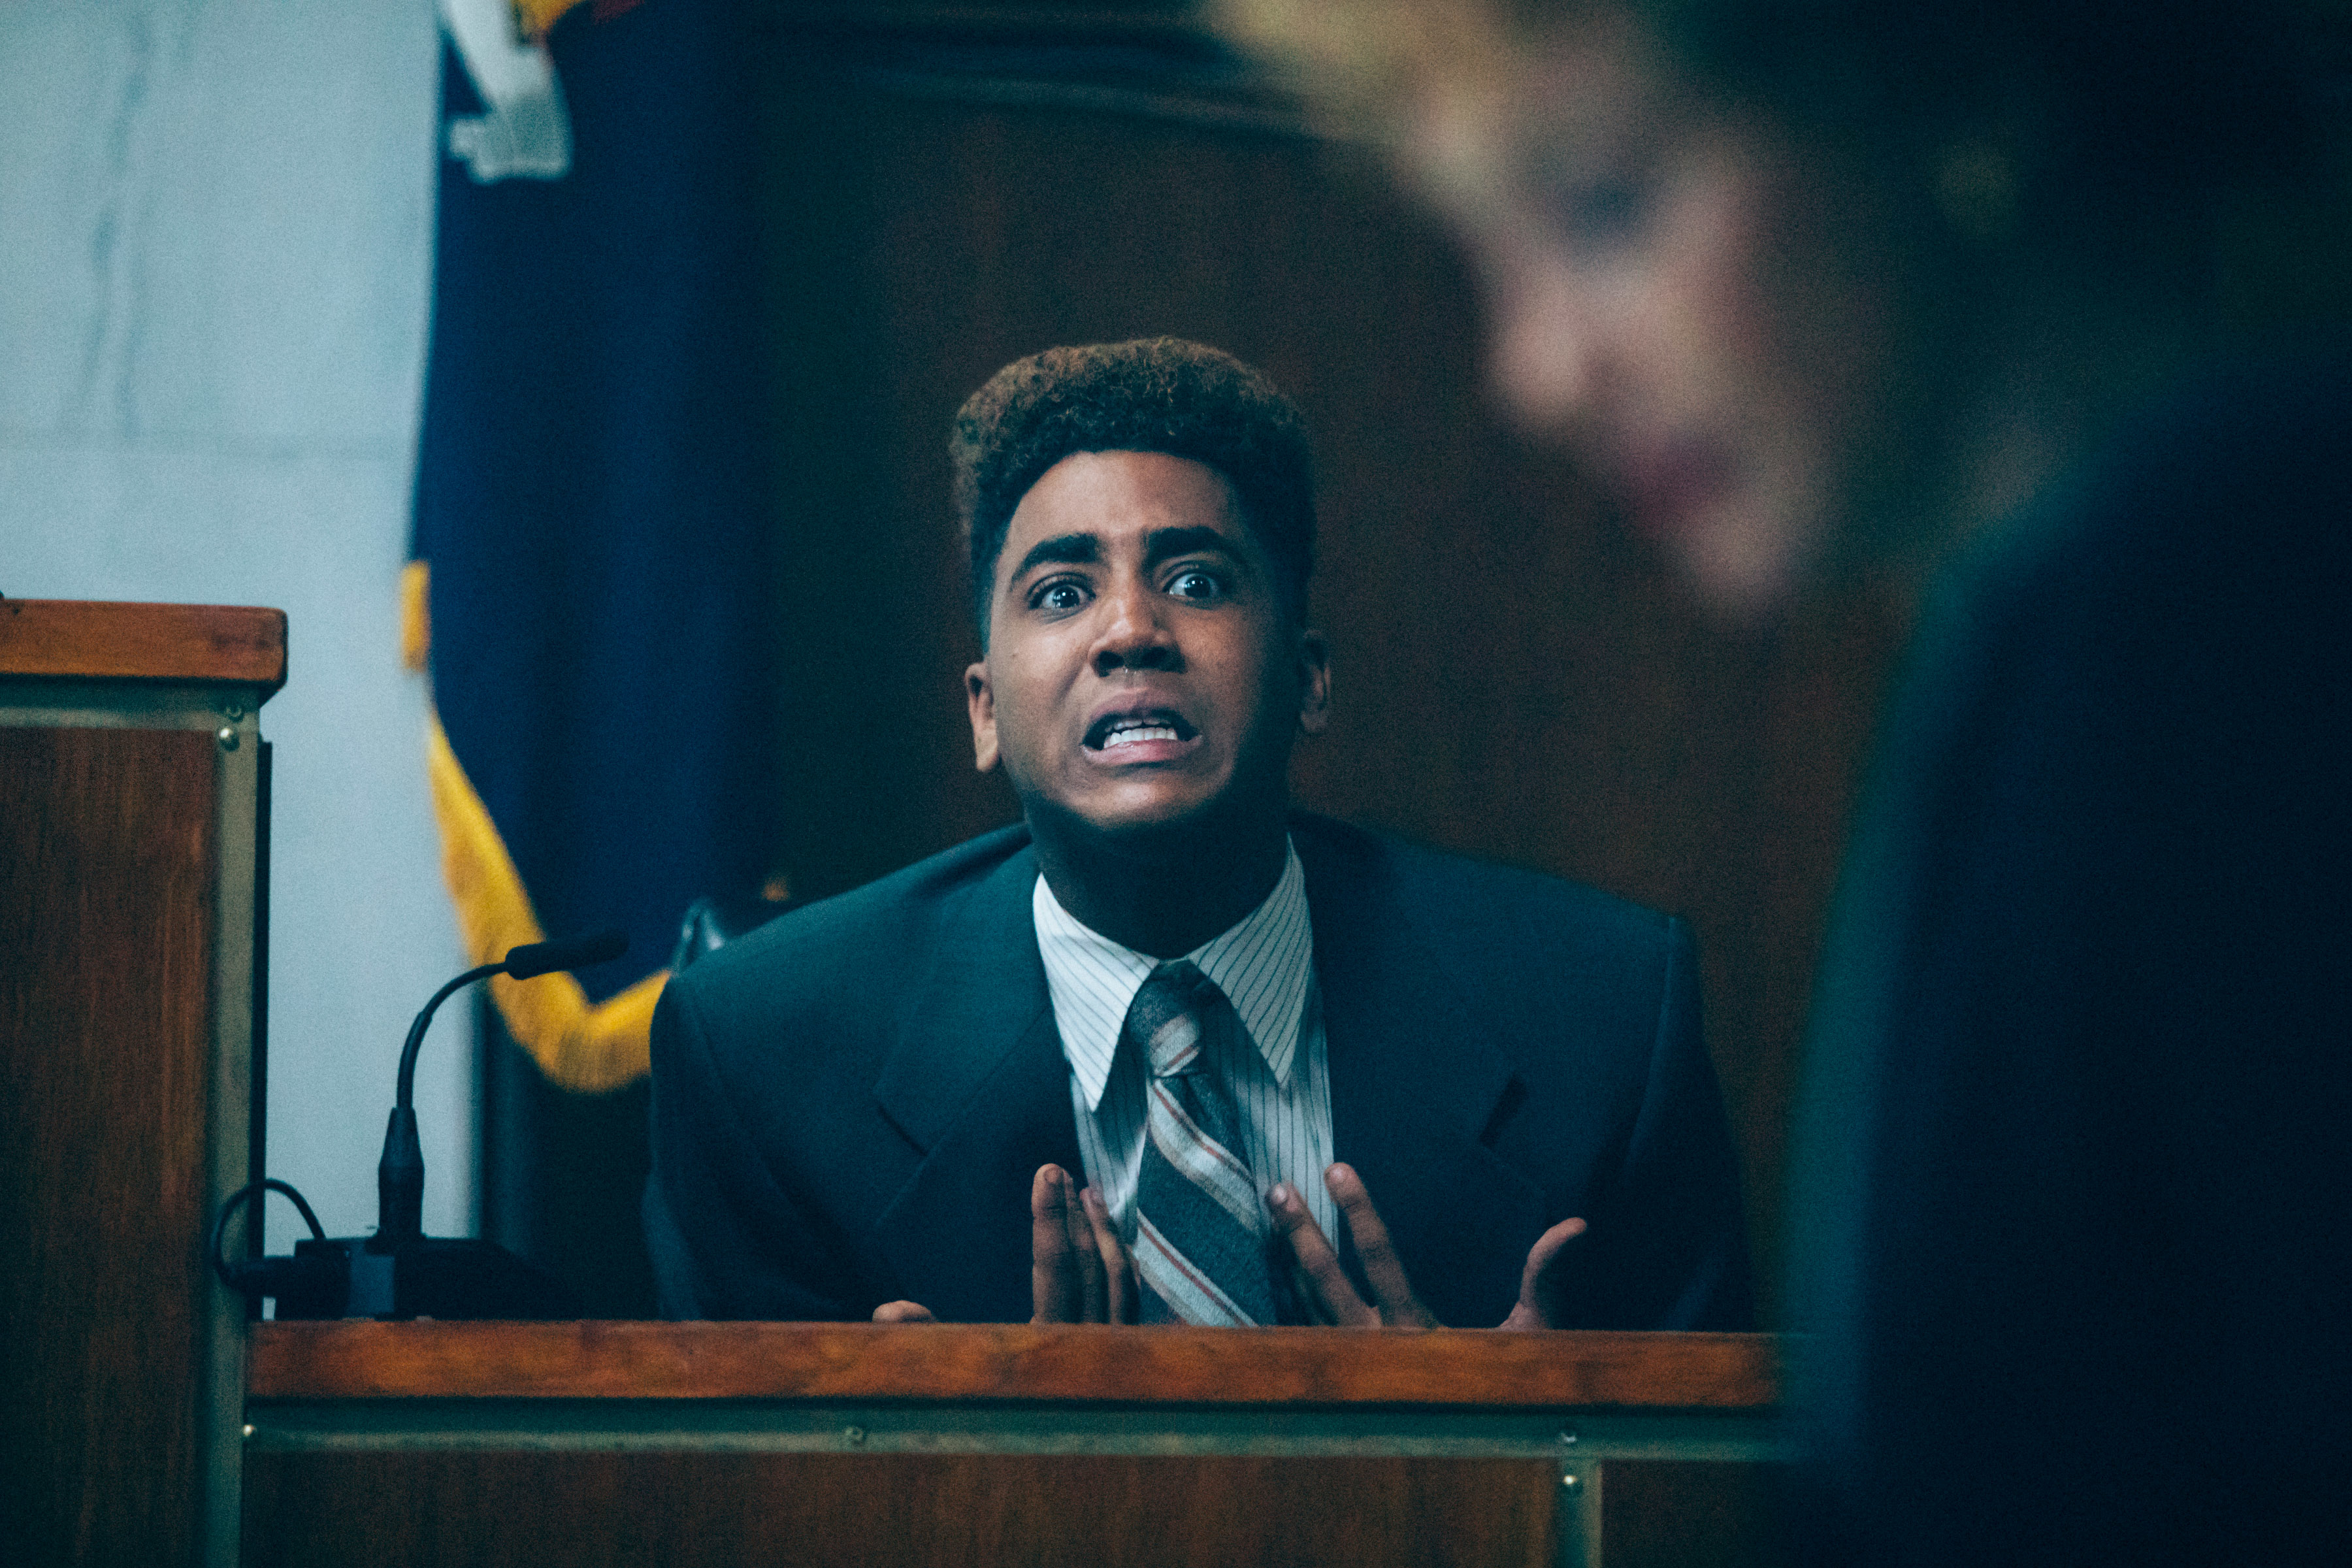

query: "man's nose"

left=1090, top=583, right=1179, bottom=676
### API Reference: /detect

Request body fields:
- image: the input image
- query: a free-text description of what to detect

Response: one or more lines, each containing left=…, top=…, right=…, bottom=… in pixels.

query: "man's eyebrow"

left=1009, top=532, right=1099, bottom=581
left=1142, top=526, right=1242, bottom=568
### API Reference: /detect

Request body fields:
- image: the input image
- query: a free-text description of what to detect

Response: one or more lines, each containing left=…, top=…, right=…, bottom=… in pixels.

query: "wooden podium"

left=244, top=1321, right=1782, bottom=1567
left=1, top=600, right=284, bottom=1568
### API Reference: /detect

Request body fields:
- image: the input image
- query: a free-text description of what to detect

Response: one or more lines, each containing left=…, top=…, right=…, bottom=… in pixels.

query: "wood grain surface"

left=242, top=1451, right=1560, bottom=1568
left=1603, top=1459, right=1791, bottom=1567
left=0, top=726, right=220, bottom=1566
left=0, top=597, right=287, bottom=691
left=248, top=1320, right=1776, bottom=1409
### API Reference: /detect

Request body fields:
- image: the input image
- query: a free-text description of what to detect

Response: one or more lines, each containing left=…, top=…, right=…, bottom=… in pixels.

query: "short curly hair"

left=951, top=338, right=1316, bottom=642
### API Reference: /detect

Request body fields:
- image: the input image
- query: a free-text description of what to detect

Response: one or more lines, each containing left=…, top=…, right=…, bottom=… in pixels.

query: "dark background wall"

left=489, top=6, right=1902, bottom=1319
left=751, top=7, right=1907, bottom=1318
left=500, top=0, right=2352, bottom=1323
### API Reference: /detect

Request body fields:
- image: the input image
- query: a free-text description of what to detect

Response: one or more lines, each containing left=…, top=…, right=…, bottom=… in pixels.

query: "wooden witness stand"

left=243, top=1322, right=1782, bottom=1567
left=3, top=601, right=1783, bottom=1565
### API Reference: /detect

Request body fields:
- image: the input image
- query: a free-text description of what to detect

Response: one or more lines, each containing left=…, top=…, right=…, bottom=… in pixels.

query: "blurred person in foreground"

left=1224, top=1, right=2351, bottom=1561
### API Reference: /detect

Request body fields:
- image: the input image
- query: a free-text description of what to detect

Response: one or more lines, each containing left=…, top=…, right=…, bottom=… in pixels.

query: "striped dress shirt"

left=1032, top=839, right=1339, bottom=1250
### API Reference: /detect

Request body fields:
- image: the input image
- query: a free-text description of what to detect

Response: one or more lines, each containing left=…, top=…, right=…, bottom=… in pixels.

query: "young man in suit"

left=644, top=337, right=1750, bottom=1328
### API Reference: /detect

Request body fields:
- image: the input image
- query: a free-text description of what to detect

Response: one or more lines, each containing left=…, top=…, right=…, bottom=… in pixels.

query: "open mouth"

left=1084, top=710, right=1196, bottom=753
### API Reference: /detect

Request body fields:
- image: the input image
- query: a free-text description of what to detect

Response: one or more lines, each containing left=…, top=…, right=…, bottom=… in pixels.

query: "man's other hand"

left=1267, top=1162, right=1586, bottom=1329
left=1030, top=1163, right=1135, bottom=1324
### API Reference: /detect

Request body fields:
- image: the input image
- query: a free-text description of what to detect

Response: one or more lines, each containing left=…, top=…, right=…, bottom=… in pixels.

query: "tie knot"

left=1126, top=960, right=1218, bottom=1079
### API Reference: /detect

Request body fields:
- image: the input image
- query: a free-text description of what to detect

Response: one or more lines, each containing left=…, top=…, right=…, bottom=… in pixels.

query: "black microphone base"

left=274, top=1235, right=580, bottom=1321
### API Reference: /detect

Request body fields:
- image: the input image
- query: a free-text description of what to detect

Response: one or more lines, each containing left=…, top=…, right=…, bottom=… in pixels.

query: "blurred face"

left=1410, top=12, right=1897, bottom=619
left=966, top=450, right=1330, bottom=841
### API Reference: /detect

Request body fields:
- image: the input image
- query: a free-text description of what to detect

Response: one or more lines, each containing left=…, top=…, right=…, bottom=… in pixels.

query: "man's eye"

left=1167, top=568, right=1224, bottom=601
left=1032, top=580, right=1088, bottom=613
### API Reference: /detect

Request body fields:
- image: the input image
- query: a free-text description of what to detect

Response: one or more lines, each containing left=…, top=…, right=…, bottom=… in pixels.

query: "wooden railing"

left=244, top=1322, right=1784, bottom=1568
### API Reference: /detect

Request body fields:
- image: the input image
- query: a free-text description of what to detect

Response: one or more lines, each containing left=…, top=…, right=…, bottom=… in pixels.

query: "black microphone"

left=376, top=928, right=627, bottom=1250
left=503, top=927, right=629, bottom=981
left=210, top=928, right=627, bottom=1321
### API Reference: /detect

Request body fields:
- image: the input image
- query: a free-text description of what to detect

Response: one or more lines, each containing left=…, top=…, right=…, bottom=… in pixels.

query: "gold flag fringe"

left=408, top=559, right=661, bottom=1092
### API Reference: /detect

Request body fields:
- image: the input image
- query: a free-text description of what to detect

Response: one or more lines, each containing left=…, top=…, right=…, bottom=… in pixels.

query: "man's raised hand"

left=1266, top=1163, right=1436, bottom=1326
left=1266, top=1162, right=1586, bottom=1329
left=1029, top=1163, right=1135, bottom=1324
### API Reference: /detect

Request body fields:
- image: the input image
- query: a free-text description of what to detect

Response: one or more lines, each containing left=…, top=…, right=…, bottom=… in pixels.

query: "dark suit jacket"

left=1785, top=350, right=2352, bottom=1565
left=645, top=811, right=1753, bottom=1328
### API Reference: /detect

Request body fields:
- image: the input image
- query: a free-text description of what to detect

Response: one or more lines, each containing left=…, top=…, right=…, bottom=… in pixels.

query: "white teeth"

left=1101, top=724, right=1179, bottom=749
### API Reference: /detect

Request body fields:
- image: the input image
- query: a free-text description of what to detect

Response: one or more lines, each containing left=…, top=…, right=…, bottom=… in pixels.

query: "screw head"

left=1558, top=1428, right=1578, bottom=1446
left=1561, top=1472, right=1581, bottom=1491
left=216, top=726, right=239, bottom=751
left=223, top=702, right=244, bottom=720
left=843, top=1425, right=867, bottom=1445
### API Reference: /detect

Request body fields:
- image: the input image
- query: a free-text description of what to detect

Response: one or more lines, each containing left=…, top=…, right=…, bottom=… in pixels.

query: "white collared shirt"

left=1032, top=838, right=1339, bottom=1246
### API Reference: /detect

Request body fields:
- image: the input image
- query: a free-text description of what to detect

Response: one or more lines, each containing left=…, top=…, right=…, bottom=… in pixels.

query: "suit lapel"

left=870, top=841, right=1083, bottom=1322
left=860, top=818, right=1546, bottom=1324
left=1298, top=821, right=1547, bottom=1327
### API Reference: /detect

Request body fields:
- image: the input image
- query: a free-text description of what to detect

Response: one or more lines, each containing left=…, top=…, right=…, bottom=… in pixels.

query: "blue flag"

left=408, top=0, right=772, bottom=1099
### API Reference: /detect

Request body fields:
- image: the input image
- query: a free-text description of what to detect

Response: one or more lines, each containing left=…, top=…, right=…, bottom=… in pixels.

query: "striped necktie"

left=1129, top=960, right=1281, bottom=1326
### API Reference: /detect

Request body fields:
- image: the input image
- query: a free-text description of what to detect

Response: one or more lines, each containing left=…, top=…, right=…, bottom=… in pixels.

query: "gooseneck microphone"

left=376, top=928, right=627, bottom=1251
left=213, top=928, right=624, bottom=1320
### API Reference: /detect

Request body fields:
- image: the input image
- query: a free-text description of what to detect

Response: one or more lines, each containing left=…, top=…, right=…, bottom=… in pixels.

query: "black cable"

left=208, top=1177, right=326, bottom=1292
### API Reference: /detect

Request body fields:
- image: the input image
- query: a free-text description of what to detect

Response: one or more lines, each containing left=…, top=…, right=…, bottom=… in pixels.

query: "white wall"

left=0, top=0, right=474, bottom=1243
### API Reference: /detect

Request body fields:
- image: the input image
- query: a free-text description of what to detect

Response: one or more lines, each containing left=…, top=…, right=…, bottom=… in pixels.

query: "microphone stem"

left=396, top=962, right=504, bottom=1111
left=377, top=936, right=617, bottom=1252
left=379, top=959, right=502, bottom=1250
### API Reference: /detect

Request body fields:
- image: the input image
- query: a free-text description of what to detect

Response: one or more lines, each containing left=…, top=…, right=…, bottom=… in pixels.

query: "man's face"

left=966, top=449, right=1329, bottom=841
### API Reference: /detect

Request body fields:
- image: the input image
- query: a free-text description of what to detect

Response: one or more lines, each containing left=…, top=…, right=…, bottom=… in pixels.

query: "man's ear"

left=965, top=661, right=1000, bottom=772
left=1296, top=630, right=1331, bottom=737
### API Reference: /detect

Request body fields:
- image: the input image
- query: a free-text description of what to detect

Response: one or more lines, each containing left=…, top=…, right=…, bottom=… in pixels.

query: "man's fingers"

left=1502, top=1216, right=1588, bottom=1331
left=872, top=1299, right=936, bottom=1322
left=1064, top=1175, right=1109, bottom=1322
left=1082, top=1186, right=1136, bottom=1325
left=1030, top=1164, right=1081, bottom=1323
left=1267, top=1181, right=1378, bottom=1326
left=1324, top=1163, right=1439, bottom=1328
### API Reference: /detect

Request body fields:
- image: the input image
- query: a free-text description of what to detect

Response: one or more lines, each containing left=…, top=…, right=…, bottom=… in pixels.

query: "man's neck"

left=1028, top=803, right=1291, bottom=960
